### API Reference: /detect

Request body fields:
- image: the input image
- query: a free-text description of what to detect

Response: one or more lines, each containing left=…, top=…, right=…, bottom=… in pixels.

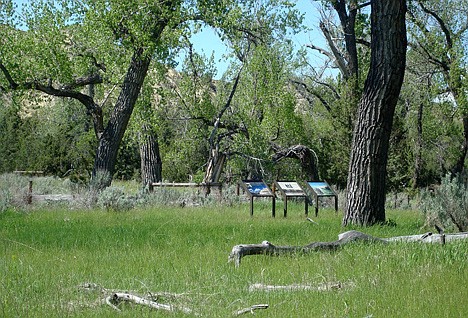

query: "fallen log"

left=106, top=292, right=194, bottom=314
left=78, top=283, right=194, bottom=314
left=107, top=293, right=174, bottom=312
left=228, top=230, right=468, bottom=267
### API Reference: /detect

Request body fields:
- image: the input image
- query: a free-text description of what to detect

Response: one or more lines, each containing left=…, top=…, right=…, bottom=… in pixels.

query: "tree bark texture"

left=343, top=0, right=407, bottom=226
left=92, top=49, right=151, bottom=188
left=204, top=149, right=226, bottom=184
left=139, top=124, right=162, bottom=186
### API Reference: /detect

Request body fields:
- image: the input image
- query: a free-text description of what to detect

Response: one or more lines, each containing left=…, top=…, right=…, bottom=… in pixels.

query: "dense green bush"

left=420, top=173, right=468, bottom=232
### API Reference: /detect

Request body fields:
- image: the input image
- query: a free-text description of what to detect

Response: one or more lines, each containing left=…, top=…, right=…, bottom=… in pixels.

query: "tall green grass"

left=1, top=203, right=467, bottom=317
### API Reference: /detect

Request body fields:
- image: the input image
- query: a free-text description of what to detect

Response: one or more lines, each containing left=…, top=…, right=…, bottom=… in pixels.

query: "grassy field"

left=1, top=201, right=467, bottom=317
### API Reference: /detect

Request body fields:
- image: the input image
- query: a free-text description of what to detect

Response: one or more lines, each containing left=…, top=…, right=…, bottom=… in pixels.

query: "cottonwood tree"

left=398, top=51, right=460, bottom=189
left=0, top=0, right=300, bottom=189
left=407, top=0, right=468, bottom=177
left=133, top=75, right=164, bottom=186
left=223, top=41, right=309, bottom=181
left=343, top=0, right=407, bottom=226
left=154, top=17, right=305, bottom=183
left=291, top=0, right=371, bottom=185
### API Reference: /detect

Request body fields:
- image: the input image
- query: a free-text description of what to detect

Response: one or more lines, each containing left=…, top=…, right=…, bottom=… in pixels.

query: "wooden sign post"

left=273, top=181, right=308, bottom=217
left=305, top=181, right=338, bottom=217
left=238, top=180, right=276, bottom=217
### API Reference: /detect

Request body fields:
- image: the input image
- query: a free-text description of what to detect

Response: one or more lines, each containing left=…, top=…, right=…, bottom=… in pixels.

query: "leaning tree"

left=343, top=0, right=407, bottom=226
left=0, top=0, right=301, bottom=189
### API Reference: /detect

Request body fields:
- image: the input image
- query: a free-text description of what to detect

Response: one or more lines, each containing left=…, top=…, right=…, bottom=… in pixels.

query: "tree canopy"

left=0, top=0, right=466, bottom=225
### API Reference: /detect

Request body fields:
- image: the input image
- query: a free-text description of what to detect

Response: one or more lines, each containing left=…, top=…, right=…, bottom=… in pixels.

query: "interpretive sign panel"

left=305, top=181, right=338, bottom=217
left=243, top=181, right=274, bottom=196
left=307, top=181, right=336, bottom=197
left=275, top=181, right=306, bottom=196
left=273, top=181, right=308, bottom=217
left=238, top=180, right=275, bottom=217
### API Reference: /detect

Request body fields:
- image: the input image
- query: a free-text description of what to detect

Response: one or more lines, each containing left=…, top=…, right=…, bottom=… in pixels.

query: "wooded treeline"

left=0, top=1, right=466, bottom=213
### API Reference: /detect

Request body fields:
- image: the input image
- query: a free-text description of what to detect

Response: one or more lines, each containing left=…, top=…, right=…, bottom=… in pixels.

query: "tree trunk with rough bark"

left=343, top=0, right=407, bottom=226
left=204, top=149, right=226, bottom=184
left=139, top=124, right=162, bottom=186
left=91, top=49, right=151, bottom=188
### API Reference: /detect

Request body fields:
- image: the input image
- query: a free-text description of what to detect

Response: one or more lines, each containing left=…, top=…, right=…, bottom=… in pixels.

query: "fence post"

left=27, top=180, right=33, bottom=204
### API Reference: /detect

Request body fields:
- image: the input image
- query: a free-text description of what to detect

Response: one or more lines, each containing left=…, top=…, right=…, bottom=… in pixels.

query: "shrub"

left=420, top=173, right=468, bottom=232
left=0, top=173, right=30, bottom=211
left=96, top=186, right=135, bottom=212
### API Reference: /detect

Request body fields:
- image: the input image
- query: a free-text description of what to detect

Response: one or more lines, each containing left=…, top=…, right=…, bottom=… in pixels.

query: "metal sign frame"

left=305, top=181, right=338, bottom=217
left=238, top=180, right=276, bottom=217
left=273, top=181, right=308, bottom=217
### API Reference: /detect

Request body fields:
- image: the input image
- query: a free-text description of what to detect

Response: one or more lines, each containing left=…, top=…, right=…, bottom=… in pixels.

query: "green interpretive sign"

left=307, top=181, right=336, bottom=196
left=305, top=181, right=338, bottom=217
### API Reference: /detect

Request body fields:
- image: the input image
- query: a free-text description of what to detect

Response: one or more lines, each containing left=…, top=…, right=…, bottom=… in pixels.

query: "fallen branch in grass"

left=228, top=230, right=468, bottom=267
left=79, top=282, right=189, bottom=301
left=106, top=293, right=193, bottom=313
left=233, top=304, right=269, bottom=316
left=248, top=281, right=355, bottom=292
left=78, top=283, right=194, bottom=315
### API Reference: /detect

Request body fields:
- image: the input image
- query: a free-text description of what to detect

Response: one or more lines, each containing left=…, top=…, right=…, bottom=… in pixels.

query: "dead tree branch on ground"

left=228, top=230, right=468, bottom=267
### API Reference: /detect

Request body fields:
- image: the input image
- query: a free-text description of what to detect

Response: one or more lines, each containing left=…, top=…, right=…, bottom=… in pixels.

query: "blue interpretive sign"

left=238, top=180, right=275, bottom=217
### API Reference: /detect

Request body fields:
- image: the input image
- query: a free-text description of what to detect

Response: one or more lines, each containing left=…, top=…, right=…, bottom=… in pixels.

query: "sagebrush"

left=420, top=173, right=468, bottom=231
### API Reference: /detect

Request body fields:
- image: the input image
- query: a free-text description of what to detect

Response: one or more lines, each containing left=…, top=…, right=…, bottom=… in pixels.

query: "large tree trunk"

left=343, top=0, right=407, bottom=226
left=91, top=49, right=151, bottom=188
left=204, top=149, right=226, bottom=184
left=139, top=124, right=162, bottom=186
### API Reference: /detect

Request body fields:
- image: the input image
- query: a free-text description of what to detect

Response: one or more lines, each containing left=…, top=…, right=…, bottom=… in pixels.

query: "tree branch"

left=208, top=66, right=243, bottom=147
left=233, top=304, right=268, bottom=316
left=0, top=60, right=19, bottom=89
left=356, top=38, right=371, bottom=48
left=417, top=1, right=453, bottom=49
left=357, top=1, right=371, bottom=10
left=306, top=43, right=335, bottom=61
left=61, top=73, right=103, bottom=90
left=318, top=21, right=350, bottom=79
left=290, top=79, right=333, bottom=113
left=0, top=60, right=105, bottom=138
left=314, top=80, right=341, bottom=100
